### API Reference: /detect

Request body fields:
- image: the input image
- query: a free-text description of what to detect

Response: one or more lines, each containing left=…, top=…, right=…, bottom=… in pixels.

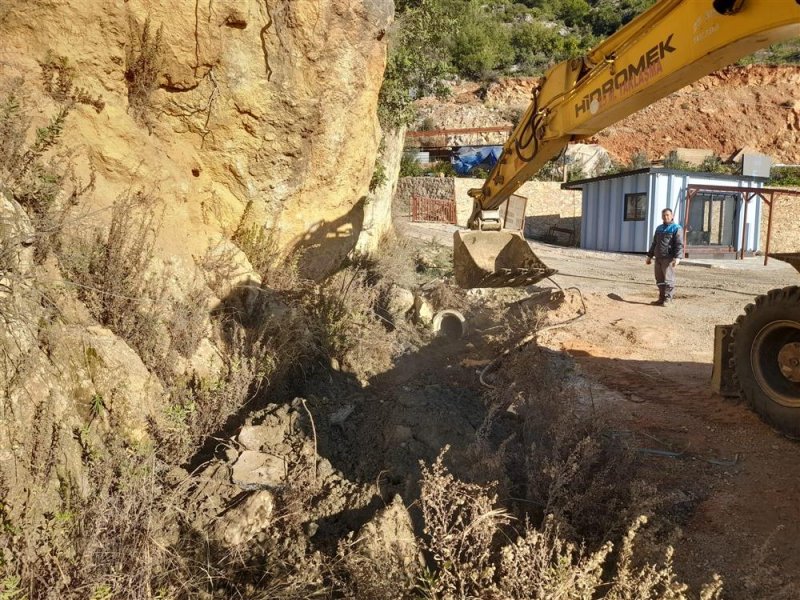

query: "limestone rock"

left=48, top=324, right=165, bottom=441
left=0, top=193, right=35, bottom=276
left=355, top=495, right=422, bottom=582
left=413, top=294, right=434, bottom=325
left=237, top=423, right=285, bottom=452
left=0, top=0, right=393, bottom=279
left=213, top=491, right=275, bottom=547
left=385, top=285, right=415, bottom=320
left=231, top=450, right=286, bottom=490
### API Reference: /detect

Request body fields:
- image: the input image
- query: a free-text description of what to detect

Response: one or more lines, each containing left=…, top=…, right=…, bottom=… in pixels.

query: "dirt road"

left=532, top=243, right=800, bottom=598
left=402, top=221, right=800, bottom=597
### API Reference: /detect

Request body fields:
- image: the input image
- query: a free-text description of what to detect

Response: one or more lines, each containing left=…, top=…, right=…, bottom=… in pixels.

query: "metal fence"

left=411, top=196, right=456, bottom=224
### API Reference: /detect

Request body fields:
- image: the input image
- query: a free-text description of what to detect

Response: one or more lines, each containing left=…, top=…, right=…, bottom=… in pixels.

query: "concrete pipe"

left=432, top=310, right=467, bottom=339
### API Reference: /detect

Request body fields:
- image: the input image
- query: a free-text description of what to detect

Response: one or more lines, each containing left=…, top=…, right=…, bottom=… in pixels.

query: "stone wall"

left=393, top=177, right=456, bottom=220
left=453, top=179, right=582, bottom=242
left=394, top=177, right=582, bottom=243
left=758, top=187, right=800, bottom=257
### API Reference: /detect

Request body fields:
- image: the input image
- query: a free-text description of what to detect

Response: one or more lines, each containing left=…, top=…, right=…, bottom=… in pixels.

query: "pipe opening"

left=433, top=310, right=466, bottom=339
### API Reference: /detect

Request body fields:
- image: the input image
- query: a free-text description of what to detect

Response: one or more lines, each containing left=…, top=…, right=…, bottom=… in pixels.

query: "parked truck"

left=452, top=0, right=800, bottom=435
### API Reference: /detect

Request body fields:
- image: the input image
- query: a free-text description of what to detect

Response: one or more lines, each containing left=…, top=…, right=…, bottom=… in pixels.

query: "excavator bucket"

left=453, top=230, right=557, bottom=288
left=771, top=252, right=800, bottom=274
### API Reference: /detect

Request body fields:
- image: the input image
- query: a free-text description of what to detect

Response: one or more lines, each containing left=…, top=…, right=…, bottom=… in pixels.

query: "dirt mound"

left=418, top=65, right=800, bottom=164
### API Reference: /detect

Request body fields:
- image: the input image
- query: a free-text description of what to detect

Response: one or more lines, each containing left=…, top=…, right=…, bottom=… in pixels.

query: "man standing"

left=646, top=208, right=684, bottom=306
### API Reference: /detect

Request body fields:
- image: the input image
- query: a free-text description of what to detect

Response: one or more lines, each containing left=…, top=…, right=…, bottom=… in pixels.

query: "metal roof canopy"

left=685, top=184, right=800, bottom=265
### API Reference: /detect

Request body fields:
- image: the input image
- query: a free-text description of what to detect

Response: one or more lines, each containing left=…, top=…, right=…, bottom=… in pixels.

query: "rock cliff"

left=0, top=0, right=393, bottom=528
left=0, top=0, right=392, bottom=275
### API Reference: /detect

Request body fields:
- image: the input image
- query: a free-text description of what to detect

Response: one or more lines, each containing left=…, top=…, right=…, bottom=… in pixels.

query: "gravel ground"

left=401, top=220, right=800, bottom=598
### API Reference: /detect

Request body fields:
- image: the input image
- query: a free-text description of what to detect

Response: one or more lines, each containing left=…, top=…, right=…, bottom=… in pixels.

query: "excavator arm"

left=455, top=0, right=800, bottom=288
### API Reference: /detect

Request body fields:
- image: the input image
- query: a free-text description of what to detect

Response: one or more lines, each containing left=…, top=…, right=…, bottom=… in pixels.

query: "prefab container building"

left=562, top=168, right=768, bottom=256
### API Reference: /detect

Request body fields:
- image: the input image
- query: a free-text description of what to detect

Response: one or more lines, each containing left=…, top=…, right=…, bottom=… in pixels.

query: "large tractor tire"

left=731, top=286, right=800, bottom=438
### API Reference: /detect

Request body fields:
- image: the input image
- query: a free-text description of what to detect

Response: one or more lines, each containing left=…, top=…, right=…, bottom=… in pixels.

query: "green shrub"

left=39, top=52, right=105, bottom=112
left=699, top=154, right=734, bottom=174
left=424, top=161, right=457, bottom=177
left=399, top=153, right=424, bottom=177
left=511, top=22, right=571, bottom=74
left=369, top=158, right=387, bottom=192
left=378, top=0, right=453, bottom=128
left=769, top=166, right=800, bottom=186
left=627, top=150, right=650, bottom=169
left=449, top=5, right=515, bottom=79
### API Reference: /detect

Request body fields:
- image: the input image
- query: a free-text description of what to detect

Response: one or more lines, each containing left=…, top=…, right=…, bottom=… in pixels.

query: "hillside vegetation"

left=380, top=0, right=800, bottom=128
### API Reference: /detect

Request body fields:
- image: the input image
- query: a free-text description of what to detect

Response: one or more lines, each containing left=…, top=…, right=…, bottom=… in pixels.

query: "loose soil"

left=397, top=220, right=800, bottom=598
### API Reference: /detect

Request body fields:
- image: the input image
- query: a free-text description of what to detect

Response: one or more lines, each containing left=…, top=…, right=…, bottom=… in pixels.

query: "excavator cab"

left=453, top=206, right=556, bottom=289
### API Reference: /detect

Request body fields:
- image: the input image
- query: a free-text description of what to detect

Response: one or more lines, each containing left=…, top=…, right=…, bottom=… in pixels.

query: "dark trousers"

left=654, top=258, right=675, bottom=301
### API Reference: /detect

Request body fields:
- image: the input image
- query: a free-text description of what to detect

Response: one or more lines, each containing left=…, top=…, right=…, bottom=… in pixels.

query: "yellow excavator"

left=453, top=0, right=800, bottom=435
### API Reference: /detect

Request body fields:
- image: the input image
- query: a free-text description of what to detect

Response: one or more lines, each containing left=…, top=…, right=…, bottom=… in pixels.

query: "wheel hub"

left=778, top=342, right=800, bottom=383
left=751, top=320, right=800, bottom=408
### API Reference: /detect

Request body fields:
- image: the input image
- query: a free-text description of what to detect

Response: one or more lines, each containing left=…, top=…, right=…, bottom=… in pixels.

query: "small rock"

left=231, top=450, right=286, bottom=490
left=223, top=446, right=239, bottom=462
left=213, top=491, right=274, bottom=546
left=330, top=403, right=353, bottom=424
left=394, top=425, right=413, bottom=443
left=414, top=295, right=434, bottom=325
left=317, top=457, right=335, bottom=479
left=165, top=466, right=189, bottom=487
left=238, top=424, right=274, bottom=451
left=385, top=285, right=415, bottom=319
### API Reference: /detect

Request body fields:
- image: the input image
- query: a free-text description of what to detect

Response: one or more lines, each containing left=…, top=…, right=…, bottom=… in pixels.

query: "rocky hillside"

left=0, top=0, right=395, bottom=573
left=416, top=65, right=800, bottom=165
left=0, top=0, right=393, bottom=276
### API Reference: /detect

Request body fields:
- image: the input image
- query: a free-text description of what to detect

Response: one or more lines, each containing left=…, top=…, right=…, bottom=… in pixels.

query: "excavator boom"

left=455, top=0, right=800, bottom=289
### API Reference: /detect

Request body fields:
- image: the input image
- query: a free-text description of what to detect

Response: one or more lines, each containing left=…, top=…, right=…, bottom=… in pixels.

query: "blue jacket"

left=648, top=223, right=684, bottom=260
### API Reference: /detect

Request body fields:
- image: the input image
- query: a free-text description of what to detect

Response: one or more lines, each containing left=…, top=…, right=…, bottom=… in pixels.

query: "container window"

left=624, top=192, right=646, bottom=221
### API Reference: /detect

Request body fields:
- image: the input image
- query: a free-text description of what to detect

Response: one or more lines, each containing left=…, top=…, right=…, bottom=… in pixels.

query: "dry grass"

left=125, top=17, right=163, bottom=128
left=58, top=190, right=170, bottom=372
left=413, top=450, right=722, bottom=600
left=231, top=201, right=301, bottom=292
left=491, top=344, right=660, bottom=548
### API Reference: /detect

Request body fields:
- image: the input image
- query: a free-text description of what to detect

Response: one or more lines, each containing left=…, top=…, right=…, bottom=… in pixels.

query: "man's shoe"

left=662, top=298, right=672, bottom=306
left=650, top=299, right=664, bottom=306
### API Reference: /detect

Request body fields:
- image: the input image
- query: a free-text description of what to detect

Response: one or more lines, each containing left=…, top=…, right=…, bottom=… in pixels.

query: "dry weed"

left=417, top=450, right=721, bottom=600
left=153, top=328, right=273, bottom=464
left=369, top=232, right=418, bottom=290
left=231, top=201, right=302, bottom=291
left=332, top=532, right=419, bottom=600
left=497, top=516, right=610, bottom=599
left=419, top=447, right=510, bottom=599
left=304, top=267, right=395, bottom=378
left=0, top=86, right=86, bottom=264
left=39, top=51, right=104, bottom=112
left=125, top=16, right=163, bottom=128
left=58, top=190, right=169, bottom=372
left=497, top=345, right=658, bottom=547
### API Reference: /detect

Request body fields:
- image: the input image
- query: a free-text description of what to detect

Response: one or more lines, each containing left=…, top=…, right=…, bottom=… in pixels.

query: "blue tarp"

left=451, top=146, right=503, bottom=175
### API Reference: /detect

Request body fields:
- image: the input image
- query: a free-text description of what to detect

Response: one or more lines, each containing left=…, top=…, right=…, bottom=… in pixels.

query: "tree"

left=378, top=0, right=454, bottom=129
